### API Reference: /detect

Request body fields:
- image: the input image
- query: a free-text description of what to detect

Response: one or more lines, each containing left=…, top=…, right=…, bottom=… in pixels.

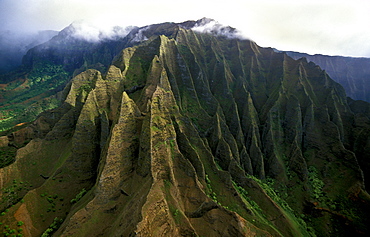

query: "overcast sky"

left=1, top=0, right=370, bottom=57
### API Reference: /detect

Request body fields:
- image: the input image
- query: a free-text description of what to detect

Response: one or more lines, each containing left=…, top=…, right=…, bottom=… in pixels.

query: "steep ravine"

left=0, top=23, right=369, bottom=236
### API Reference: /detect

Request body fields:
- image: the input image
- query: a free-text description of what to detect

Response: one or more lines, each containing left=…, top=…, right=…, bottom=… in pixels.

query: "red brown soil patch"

left=14, top=203, right=36, bottom=237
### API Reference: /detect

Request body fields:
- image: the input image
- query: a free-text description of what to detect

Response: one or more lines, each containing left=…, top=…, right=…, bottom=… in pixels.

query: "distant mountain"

left=0, top=30, right=58, bottom=74
left=285, top=51, right=370, bottom=102
left=0, top=19, right=369, bottom=236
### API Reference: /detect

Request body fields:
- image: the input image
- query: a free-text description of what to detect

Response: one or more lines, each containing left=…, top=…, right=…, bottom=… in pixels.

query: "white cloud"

left=234, top=0, right=370, bottom=57
left=131, top=26, right=149, bottom=43
left=0, top=0, right=370, bottom=57
left=66, top=21, right=136, bottom=42
left=191, top=18, right=248, bottom=40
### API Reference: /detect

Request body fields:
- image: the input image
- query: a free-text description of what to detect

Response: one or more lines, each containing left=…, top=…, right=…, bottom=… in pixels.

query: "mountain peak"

left=178, top=17, right=216, bottom=28
left=58, top=20, right=138, bottom=42
left=189, top=17, right=246, bottom=39
left=55, top=18, right=245, bottom=44
left=195, top=17, right=217, bottom=26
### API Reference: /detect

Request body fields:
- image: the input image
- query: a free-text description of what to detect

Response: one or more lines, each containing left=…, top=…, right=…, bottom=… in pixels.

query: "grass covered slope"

left=0, top=22, right=369, bottom=236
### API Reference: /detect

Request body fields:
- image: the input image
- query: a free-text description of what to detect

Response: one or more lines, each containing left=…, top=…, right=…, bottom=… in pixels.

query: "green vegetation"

left=232, top=181, right=264, bottom=216
left=0, top=22, right=368, bottom=236
left=308, top=166, right=325, bottom=201
left=16, top=222, right=23, bottom=227
left=168, top=139, right=176, bottom=160
left=169, top=205, right=181, bottom=225
left=245, top=175, right=316, bottom=236
left=151, top=125, right=161, bottom=132
left=205, top=174, right=219, bottom=204
left=0, top=61, right=70, bottom=132
left=0, top=96, right=60, bottom=133
left=1, top=221, right=23, bottom=237
left=38, top=192, right=64, bottom=214
left=27, top=62, right=69, bottom=89
left=4, top=80, right=22, bottom=91
left=248, top=176, right=293, bottom=212
left=40, top=217, right=63, bottom=237
left=0, top=146, right=17, bottom=168
left=70, top=188, right=87, bottom=204
left=0, top=180, right=30, bottom=209
left=163, top=179, right=172, bottom=191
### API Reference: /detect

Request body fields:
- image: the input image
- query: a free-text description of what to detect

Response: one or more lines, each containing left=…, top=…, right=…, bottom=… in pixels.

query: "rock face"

left=0, top=20, right=370, bottom=237
left=286, top=51, right=370, bottom=102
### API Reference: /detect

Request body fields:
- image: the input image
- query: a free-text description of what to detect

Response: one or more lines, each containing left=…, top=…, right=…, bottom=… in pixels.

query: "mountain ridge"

left=0, top=19, right=369, bottom=236
left=284, top=51, right=370, bottom=103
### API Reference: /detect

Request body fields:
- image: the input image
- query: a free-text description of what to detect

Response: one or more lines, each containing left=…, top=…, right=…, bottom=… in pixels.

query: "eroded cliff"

left=0, top=22, right=369, bottom=236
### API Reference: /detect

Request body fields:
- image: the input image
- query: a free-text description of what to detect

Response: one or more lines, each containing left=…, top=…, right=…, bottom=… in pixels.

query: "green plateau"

left=0, top=19, right=369, bottom=236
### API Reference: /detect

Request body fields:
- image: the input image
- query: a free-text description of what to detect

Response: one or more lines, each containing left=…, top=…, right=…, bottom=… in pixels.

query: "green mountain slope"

left=0, top=20, right=369, bottom=236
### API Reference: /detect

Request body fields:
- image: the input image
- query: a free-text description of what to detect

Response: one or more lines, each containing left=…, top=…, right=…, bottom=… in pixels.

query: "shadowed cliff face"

left=286, top=51, right=370, bottom=103
left=0, top=22, right=370, bottom=237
